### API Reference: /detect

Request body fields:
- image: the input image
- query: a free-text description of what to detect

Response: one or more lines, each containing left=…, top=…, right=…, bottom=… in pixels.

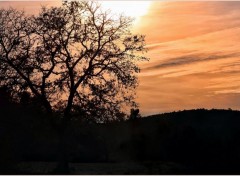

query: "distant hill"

left=78, top=108, right=240, bottom=174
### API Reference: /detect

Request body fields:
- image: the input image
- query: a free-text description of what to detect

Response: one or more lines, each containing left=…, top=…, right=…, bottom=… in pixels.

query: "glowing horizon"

left=101, top=1, right=151, bottom=22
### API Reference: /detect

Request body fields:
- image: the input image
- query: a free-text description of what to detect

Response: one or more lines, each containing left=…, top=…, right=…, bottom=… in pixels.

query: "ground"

left=17, top=161, right=186, bottom=174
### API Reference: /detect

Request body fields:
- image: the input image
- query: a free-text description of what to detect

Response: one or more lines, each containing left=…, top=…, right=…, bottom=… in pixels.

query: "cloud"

left=136, top=1, right=240, bottom=43
left=214, top=89, right=240, bottom=94
left=144, top=52, right=240, bottom=70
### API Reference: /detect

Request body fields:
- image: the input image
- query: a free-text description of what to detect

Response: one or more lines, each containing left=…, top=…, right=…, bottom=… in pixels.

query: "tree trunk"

left=54, top=94, right=73, bottom=174
left=54, top=118, right=70, bottom=174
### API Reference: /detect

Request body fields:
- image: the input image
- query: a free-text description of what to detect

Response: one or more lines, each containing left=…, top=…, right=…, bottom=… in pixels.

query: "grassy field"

left=17, top=161, right=186, bottom=174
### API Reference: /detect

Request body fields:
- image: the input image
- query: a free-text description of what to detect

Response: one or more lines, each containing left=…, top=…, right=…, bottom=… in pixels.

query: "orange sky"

left=1, top=1, right=240, bottom=115
left=136, top=1, right=240, bottom=115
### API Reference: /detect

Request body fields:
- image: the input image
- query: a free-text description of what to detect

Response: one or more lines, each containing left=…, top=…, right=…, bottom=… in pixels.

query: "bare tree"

left=0, top=1, right=148, bottom=173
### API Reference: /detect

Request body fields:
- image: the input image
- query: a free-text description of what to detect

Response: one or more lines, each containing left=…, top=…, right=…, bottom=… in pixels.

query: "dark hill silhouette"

left=93, top=109, right=240, bottom=172
left=1, top=107, right=240, bottom=174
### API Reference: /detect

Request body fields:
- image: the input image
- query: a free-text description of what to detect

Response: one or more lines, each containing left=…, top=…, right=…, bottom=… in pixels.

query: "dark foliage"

left=1, top=96, right=240, bottom=174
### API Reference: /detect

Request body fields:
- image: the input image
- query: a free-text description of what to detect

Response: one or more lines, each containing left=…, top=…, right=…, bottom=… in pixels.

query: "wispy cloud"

left=215, top=89, right=240, bottom=94
left=144, top=52, right=240, bottom=70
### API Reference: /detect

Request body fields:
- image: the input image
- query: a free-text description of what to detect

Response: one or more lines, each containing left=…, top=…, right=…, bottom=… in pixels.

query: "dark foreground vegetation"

left=1, top=96, right=240, bottom=174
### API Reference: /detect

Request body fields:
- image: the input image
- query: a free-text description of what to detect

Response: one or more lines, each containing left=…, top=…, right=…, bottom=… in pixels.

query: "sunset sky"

left=1, top=1, right=240, bottom=116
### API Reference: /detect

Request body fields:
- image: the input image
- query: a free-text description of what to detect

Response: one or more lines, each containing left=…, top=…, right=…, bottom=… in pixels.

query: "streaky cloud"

left=144, top=52, right=240, bottom=70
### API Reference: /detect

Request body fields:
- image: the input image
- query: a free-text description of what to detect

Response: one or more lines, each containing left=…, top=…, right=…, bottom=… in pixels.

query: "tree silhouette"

left=130, top=108, right=140, bottom=120
left=0, top=1, right=148, bottom=173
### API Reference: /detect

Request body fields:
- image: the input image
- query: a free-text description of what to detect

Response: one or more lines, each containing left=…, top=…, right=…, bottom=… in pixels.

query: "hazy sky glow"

left=136, top=1, right=240, bottom=115
left=1, top=1, right=240, bottom=115
left=101, top=1, right=151, bottom=20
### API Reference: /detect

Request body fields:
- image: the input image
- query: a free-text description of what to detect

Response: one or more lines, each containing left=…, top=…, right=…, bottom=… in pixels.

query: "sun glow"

left=100, top=1, right=151, bottom=22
